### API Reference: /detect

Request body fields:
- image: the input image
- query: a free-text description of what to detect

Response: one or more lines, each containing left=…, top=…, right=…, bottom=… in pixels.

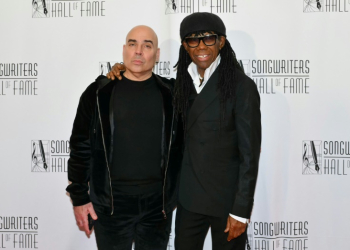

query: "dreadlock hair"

left=173, top=32, right=243, bottom=132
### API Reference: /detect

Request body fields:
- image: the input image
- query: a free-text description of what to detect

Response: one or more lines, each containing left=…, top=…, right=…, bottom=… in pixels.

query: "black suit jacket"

left=179, top=67, right=261, bottom=218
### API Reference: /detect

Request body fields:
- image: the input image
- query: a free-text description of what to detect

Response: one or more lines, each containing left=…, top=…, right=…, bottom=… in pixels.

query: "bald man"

left=66, top=25, right=182, bottom=250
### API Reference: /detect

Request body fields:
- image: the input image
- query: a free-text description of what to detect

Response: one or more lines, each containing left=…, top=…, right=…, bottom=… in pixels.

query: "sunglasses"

left=184, top=34, right=218, bottom=48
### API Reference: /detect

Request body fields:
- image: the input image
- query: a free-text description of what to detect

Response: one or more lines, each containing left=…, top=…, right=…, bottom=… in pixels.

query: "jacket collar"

left=187, top=67, right=220, bottom=131
left=97, top=73, right=172, bottom=93
left=96, top=73, right=174, bottom=167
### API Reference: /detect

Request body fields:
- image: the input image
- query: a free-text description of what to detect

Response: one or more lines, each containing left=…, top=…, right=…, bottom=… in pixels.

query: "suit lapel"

left=187, top=67, right=220, bottom=130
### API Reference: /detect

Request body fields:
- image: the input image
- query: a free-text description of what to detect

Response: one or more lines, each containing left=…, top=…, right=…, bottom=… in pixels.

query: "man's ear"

left=156, top=48, right=160, bottom=62
left=182, top=41, right=187, bottom=51
left=182, top=42, right=190, bottom=54
left=219, top=36, right=226, bottom=50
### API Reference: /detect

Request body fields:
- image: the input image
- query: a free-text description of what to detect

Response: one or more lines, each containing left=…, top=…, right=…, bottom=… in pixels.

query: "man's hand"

left=73, top=202, right=98, bottom=237
left=224, top=216, right=247, bottom=241
left=106, top=63, right=126, bottom=80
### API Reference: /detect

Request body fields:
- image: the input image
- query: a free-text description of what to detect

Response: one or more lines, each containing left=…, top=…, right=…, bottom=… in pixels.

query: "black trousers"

left=93, top=191, right=172, bottom=250
left=175, top=203, right=247, bottom=250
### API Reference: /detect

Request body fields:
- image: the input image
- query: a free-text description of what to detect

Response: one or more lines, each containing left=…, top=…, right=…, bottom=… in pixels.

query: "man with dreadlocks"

left=171, top=12, right=261, bottom=250
left=107, top=12, right=261, bottom=250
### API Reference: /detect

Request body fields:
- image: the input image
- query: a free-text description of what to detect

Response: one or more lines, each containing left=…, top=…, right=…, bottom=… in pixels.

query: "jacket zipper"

left=162, top=109, right=175, bottom=219
left=96, top=92, right=114, bottom=215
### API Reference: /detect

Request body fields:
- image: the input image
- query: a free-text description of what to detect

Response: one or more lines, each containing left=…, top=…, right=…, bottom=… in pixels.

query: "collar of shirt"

left=187, top=54, right=221, bottom=94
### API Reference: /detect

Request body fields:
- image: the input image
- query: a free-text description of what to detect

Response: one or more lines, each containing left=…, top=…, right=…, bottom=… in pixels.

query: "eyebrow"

left=128, top=39, right=154, bottom=44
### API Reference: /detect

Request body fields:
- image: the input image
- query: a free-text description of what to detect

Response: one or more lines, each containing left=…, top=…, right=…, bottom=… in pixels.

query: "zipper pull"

left=162, top=210, right=167, bottom=219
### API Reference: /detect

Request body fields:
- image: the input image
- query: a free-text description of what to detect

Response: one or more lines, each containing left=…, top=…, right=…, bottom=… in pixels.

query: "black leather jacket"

left=66, top=74, right=182, bottom=217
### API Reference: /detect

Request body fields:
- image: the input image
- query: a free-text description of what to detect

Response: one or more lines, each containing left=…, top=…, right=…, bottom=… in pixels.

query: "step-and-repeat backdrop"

left=1, top=0, right=349, bottom=249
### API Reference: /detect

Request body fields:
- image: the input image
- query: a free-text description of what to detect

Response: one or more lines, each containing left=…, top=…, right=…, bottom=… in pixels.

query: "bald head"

left=125, top=25, right=158, bottom=48
left=122, top=25, right=160, bottom=81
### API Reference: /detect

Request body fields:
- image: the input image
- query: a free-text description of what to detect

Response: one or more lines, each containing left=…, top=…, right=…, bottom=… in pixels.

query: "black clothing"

left=175, top=66, right=260, bottom=249
left=175, top=203, right=247, bottom=250
left=94, top=190, right=172, bottom=250
left=111, top=181, right=163, bottom=196
left=179, top=66, right=261, bottom=219
left=111, top=76, right=163, bottom=188
left=66, top=74, right=183, bottom=216
left=180, top=12, right=227, bottom=41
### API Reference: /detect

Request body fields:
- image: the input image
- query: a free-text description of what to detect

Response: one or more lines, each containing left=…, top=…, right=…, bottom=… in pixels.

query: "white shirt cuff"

left=229, top=214, right=249, bottom=224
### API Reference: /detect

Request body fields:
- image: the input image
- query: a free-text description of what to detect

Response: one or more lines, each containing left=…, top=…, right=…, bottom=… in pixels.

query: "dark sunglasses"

left=184, top=34, right=218, bottom=48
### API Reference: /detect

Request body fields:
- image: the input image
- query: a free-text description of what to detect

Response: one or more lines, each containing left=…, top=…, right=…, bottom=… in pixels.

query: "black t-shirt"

left=111, top=74, right=163, bottom=193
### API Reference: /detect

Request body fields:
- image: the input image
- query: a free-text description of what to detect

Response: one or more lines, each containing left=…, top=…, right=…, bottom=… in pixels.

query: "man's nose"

left=197, top=39, right=207, bottom=49
left=135, top=45, right=143, bottom=55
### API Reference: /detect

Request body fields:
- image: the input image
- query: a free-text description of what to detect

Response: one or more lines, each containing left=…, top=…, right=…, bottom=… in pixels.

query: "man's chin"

left=194, top=61, right=211, bottom=71
left=124, top=68, right=153, bottom=80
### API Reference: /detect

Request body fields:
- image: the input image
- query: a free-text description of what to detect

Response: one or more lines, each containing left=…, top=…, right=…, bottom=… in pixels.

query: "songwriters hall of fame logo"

left=32, top=0, right=107, bottom=18
left=165, top=0, right=178, bottom=14
left=31, top=140, right=49, bottom=172
left=304, top=0, right=323, bottom=12
left=304, top=0, right=350, bottom=12
left=302, top=140, right=350, bottom=175
left=165, top=0, right=237, bottom=14
left=302, top=141, right=322, bottom=175
left=239, top=59, right=311, bottom=95
left=0, top=63, right=39, bottom=96
left=32, top=0, right=50, bottom=17
left=248, top=221, right=309, bottom=250
left=0, top=216, right=39, bottom=249
left=246, top=223, right=253, bottom=250
left=31, top=140, right=70, bottom=172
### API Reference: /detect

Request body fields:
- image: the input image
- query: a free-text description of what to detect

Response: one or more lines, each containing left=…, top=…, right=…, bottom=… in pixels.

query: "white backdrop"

left=1, top=0, right=350, bottom=249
